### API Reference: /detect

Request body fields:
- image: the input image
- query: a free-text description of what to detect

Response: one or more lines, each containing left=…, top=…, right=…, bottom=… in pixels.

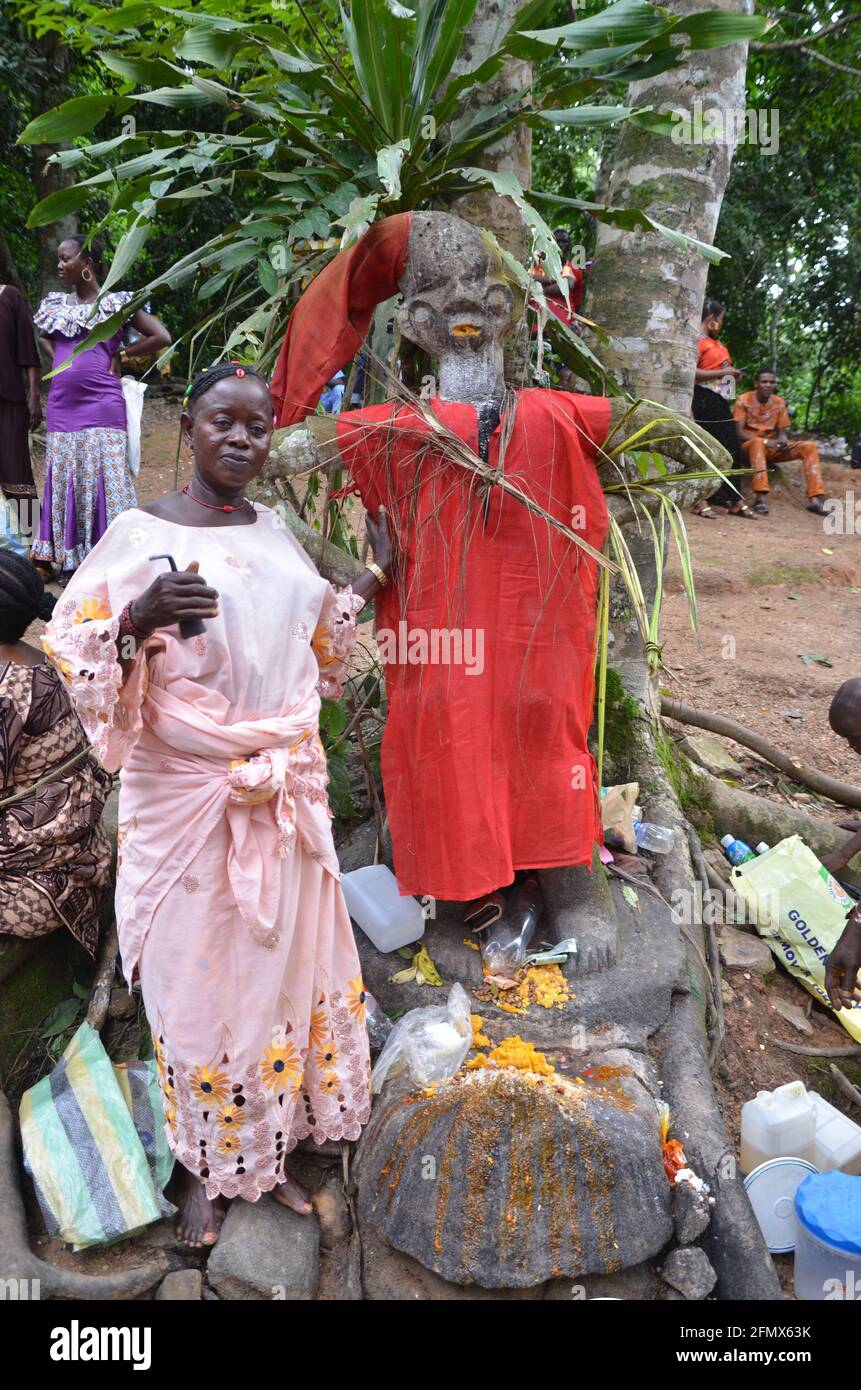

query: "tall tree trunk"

left=447, top=0, right=533, bottom=262
left=30, top=34, right=77, bottom=296
left=587, top=0, right=754, bottom=410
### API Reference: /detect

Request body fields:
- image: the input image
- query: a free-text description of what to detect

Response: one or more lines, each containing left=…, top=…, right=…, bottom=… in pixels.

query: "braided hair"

left=182, top=362, right=270, bottom=412
left=701, top=298, right=725, bottom=322
left=0, top=552, right=56, bottom=645
left=65, top=233, right=106, bottom=280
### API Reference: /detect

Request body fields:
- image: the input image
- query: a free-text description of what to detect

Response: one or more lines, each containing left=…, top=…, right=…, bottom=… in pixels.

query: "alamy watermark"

left=671, top=100, right=779, bottom=155
left=376, top=622, right=485, bottom=676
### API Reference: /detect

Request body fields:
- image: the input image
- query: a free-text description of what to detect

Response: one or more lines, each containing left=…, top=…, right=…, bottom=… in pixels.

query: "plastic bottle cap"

left=795, top=1172, right=861, bottom=1255
left=720, top=834, right=734, bottom=848
left=744, top=1158, right=817, bottom=1253
left=755, top=843, right=769, bottom=854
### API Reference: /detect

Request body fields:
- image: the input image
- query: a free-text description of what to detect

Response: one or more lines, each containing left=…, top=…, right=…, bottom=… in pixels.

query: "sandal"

left=728, top=502, right=759, bottom=520
left=464, top=891, right=506, bottom=932
left=692, top=502, right=718, bottom=518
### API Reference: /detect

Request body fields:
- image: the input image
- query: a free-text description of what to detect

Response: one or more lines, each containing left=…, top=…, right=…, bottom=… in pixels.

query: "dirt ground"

left=22, top=394, right=861, bottom=1298
left=662, top=453, right=859, bottom=779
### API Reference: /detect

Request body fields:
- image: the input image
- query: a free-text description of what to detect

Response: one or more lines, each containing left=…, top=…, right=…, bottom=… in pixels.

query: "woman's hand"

left=825, top=915, right=861, bottom=1011
left=129, top=561, right=219, bottom=634
left=28, top=391, right=41, bottom=432
left=365, top=505, right=392, bottom=577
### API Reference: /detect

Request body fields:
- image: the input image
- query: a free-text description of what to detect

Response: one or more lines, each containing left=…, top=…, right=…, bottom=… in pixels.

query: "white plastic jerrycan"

left=810, top=1091, right=861, bottom=1176
left=740, top=1080, right=816, bottom=1174
left=340, top=864, right=426, bottom=953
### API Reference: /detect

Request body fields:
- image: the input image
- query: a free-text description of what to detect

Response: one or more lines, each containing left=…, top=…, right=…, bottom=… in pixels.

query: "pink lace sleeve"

left=42, top=590, right=161, bottom=773
left=312, top=585, right=364, bottom=701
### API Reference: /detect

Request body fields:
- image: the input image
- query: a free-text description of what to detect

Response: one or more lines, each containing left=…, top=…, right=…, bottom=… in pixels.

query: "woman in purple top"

left=32, top=235, right=170, bottom=578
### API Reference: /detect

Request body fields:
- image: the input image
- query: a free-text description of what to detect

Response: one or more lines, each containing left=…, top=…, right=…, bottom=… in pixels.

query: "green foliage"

left=707, top=0, right=861, bottom=432
left=8, top=0, right=764, bottom=382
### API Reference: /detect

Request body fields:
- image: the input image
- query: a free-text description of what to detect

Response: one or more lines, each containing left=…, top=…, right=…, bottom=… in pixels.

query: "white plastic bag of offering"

left=121, top=376, right=147, bottom=477
left=731, top=835, right=861, bottom=1043
left=370, top=983, right=472, bottom=1092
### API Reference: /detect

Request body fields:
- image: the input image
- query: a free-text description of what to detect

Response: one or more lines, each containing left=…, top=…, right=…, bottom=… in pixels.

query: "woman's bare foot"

left=272, top=1169, right=313, bottom=1216
left=166, top=1165, right=226, bottom=1249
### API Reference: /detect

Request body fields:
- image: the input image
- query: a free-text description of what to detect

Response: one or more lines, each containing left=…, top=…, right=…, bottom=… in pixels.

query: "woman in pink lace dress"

left=43, top=363, right=391, bottom=1247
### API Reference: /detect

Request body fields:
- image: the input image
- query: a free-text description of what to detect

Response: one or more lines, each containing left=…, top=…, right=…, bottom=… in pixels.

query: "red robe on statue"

left=336, top=388, right=611, bottom=902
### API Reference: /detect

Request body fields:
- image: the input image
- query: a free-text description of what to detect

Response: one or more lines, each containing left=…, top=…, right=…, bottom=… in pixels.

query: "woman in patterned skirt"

left=0, top=551, right=112, bottom=955
left=32, top=234, right=170, bottom=580
left=44, top=363, right=391, bottom=1248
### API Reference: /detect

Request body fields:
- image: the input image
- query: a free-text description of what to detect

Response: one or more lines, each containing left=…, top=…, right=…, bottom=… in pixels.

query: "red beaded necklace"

left=182, top=483, right=251, bottom=514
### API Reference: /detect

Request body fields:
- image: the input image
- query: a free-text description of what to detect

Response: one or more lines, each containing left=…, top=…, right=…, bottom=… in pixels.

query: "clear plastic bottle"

left=633, top=820, right=674, bottom=854
left=721, top=833, right=756, bottom=865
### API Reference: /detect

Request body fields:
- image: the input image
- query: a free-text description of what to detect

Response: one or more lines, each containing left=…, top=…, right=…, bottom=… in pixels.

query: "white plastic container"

left=340, top=864, right=425, bottom=953
left=794, top=1172, right=861, bottom=1300
left=740, top=1080, right=816, bottom=1173
left=810, top=1092, right=861, bottom=1175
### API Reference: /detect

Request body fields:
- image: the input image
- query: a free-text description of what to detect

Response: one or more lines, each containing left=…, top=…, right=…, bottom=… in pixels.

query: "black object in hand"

left=148, top=554, right=206, bottom=639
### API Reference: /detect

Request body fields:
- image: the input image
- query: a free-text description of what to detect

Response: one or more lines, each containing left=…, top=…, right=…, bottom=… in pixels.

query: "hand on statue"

left=365, top=505, right=392, bottom=577
left=824, top=916, right=861, bottom=1012
left=130, top=561, right=219, bottom=634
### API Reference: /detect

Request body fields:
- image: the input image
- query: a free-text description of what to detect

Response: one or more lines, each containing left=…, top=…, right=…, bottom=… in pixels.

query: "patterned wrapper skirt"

left=32, top=427, right=136, bottom=573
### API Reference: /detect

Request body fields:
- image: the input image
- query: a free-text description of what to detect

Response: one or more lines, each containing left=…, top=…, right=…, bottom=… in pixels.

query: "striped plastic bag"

left=19, top=1022, right=173, bottom=1251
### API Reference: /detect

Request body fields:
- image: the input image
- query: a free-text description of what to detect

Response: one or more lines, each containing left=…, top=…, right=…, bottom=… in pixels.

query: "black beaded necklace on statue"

left=182, top=484, right=251, bottom=514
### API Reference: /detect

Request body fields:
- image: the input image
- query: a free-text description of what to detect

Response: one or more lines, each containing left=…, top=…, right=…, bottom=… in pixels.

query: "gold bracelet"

left=366, top=562, right=389, bottom=588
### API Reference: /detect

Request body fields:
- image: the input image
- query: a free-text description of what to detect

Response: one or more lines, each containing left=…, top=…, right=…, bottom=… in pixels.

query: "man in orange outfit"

left=734, top=367, right=827, bottom=516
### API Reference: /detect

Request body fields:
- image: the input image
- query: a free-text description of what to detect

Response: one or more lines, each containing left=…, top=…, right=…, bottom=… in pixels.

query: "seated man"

left=734, top=368, right=827, bottom=516
left=822, top=679, right=861, bottom=1009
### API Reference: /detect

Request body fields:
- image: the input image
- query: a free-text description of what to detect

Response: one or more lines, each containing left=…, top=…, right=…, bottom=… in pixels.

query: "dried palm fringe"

left=283, top=355, right=737, bottom=770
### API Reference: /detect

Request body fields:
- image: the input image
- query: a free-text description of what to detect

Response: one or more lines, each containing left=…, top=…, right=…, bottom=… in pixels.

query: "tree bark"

left=447, top=0, right=533, bottom=262
left=30, top=34, right=77, bottom=296
left=587, top=0, right=754, bottom=410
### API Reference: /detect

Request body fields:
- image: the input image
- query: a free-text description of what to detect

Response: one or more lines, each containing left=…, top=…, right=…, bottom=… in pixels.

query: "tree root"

left=85, top=918, right=118, bottom=1032
left=769, top=1039, right=861, bottom=1058
left=662, top=696, right=861, bottom=810
left=687, top=765, right=861, bottom=880
left=829, top=1063, right=861, bottom=1110
left=0, top=1089, right=169, bottom=1299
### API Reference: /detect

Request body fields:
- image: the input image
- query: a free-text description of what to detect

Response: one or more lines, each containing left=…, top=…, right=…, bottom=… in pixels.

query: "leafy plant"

left=15, top=0, right=767, bottom=385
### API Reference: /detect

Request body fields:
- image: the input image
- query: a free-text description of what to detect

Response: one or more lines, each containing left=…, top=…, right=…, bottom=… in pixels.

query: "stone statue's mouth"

left=451, top=323, right=481, bottom=337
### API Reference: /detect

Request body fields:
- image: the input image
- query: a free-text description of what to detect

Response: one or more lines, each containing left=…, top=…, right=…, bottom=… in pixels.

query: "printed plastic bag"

left=19, top=1022, right=173, bottom=1250
left=371, top=982, right=472, bottom=1093
left=731, top=834, right=861, bottom=1042
left=121, top=376, right=147, bottom=477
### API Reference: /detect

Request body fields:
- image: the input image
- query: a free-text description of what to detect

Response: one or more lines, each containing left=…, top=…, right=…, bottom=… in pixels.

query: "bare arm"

left=822, top=829, right=861, bottom=877
left=123, top=307, right=171, bottom=358
left=26, top=366, right=40, bottom=429
left=694, top=366, right=743, bottom=383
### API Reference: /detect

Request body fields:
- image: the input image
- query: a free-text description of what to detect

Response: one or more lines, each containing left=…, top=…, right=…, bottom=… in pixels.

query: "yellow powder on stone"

left=463, top=937, right=480, bottom=952
left=470, top=1014, right=490, bottom=1048
left=465, top=1035, right=555, bottom=1077
left=490, top=963, right=571, bottom=1015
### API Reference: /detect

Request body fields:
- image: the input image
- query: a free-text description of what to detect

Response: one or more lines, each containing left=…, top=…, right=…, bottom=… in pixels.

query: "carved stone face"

left=396, top=211, right=515, bottom=359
